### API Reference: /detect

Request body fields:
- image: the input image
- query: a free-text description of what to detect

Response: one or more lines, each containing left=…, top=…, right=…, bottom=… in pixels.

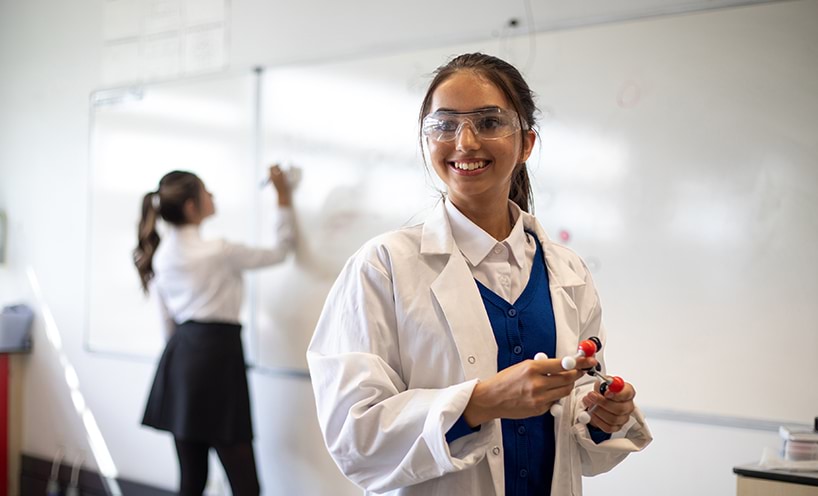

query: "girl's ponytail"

left=134, top=191, right=160, bottom=293
left=509, top=164, right=533, bottom=214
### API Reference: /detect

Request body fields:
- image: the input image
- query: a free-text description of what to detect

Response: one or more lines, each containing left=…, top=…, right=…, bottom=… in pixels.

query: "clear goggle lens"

left=422, top=108, right=525, bottom=142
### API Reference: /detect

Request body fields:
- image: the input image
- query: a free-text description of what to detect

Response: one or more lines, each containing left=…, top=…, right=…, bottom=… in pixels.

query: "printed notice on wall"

left=101, top=0, right=228, bottom=86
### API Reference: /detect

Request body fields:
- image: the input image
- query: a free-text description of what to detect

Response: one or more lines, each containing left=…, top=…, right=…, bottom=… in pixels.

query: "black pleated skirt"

left=142, top=321, right=253, bottom=442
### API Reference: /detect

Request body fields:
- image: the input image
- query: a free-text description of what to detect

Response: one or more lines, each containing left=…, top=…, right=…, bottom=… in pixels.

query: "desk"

left=734, top=464, right=818, bottom=496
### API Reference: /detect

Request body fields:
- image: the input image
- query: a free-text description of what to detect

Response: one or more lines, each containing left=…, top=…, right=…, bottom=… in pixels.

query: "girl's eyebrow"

left=433, top=106, right=502, bottom=113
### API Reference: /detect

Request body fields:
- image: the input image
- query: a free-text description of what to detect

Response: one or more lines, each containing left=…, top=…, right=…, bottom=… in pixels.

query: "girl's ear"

left=519, top=129, right=536, bottom=163
left=182, top=198, right=198, bottom=223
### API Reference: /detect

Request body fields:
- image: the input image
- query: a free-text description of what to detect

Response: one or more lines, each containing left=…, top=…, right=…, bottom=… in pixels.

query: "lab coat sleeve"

left=307, top=248, right=493, bottom=493
left=569, top=268, right=653, bottom=476
left=221, top=206, right=295, bottom=270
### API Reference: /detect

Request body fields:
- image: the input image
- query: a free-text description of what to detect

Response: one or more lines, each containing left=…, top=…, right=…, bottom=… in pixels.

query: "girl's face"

left=426, top=71, right=535, bottom=209
left=185, top=181, right=215, bottom=224
left=197, top=182, right=216, bottom=220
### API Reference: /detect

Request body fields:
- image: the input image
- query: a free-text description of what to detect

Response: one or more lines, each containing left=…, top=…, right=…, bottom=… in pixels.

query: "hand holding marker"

left=534, top=337, right=626, bottom=423
left=260, top=163, right=302, bottom=190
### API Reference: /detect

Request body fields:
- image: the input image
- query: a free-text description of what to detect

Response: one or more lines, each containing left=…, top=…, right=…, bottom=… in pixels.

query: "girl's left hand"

left=581, top=381, right=636, bottom=433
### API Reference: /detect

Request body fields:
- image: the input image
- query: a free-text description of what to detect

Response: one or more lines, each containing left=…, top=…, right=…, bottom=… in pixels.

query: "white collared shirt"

left=444, top=198, right=536, bottom=304
left=151, top=207, right=295, bottom=334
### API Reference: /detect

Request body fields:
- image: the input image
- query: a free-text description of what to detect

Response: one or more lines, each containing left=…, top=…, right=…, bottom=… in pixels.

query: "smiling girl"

left=308, top=53, right=652, bottom=496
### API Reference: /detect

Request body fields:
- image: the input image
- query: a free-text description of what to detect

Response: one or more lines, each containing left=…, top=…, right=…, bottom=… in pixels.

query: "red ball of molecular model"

left=535, top=337, right=625, bottom=424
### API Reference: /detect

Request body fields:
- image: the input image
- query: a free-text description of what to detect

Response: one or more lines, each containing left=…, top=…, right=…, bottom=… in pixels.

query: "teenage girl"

left=307, top=54, right=652, bottom=495
left=135, top=165, right=294, bottom=495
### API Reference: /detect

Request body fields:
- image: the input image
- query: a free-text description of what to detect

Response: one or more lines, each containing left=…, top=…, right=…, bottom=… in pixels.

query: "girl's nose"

left=455, top=122, right=480, bottom=151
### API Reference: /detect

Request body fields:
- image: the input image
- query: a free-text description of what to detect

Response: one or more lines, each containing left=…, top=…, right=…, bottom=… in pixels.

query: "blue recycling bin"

left=0, top=304, right=33, bottom=353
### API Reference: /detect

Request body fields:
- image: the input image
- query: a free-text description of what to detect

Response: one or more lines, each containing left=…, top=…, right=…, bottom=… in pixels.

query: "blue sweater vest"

left=475, top=233, right=556, bottom=496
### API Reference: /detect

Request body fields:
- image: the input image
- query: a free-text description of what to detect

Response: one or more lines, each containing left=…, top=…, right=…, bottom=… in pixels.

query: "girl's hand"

left=581, top=381, right=636, bottom=433
left=463, top=356, right=598, bottom=427
left=268, top=164, right=292, bottom=206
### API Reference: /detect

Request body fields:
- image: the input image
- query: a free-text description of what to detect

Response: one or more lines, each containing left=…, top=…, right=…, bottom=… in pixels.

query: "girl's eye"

left=477, top=116, right=502, bottom=130
left=436, top=119, right=459, bottom=132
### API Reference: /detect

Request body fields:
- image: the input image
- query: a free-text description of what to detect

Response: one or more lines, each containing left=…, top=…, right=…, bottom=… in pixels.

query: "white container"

left=783, top=440, right=818, bottom=462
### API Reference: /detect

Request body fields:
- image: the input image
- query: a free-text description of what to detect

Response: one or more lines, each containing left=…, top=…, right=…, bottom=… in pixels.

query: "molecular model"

left=534, top=337, right=625, bottom=424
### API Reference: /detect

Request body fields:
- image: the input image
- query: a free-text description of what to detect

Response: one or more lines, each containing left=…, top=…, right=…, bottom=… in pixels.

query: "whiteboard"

left=252, top=64, right=441, bottom=371
left=88, top=1, right=818, bottom=423
left=87, top=74, right=259, bottom=357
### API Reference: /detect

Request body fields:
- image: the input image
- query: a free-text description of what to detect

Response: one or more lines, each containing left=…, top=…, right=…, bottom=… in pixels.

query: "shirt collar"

left=167, top=223, right=200, bottom=239
left=444, top=198, right=529, bottom=267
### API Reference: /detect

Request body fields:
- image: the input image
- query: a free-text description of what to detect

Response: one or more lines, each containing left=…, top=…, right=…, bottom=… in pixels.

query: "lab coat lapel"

left=522, top=214, right=587, bottom=358
left=422, top=202, right=498, bottom=381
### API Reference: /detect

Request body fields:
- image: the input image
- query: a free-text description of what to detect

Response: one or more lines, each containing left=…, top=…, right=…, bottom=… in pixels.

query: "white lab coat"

left=307, top=201, right=652, bottom=496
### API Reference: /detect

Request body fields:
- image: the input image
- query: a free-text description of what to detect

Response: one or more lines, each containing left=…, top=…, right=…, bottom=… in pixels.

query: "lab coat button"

left=467, top=355, right=476, bottom=364
left=519, top=469, right=528, bottom=478
left=513, top=345, right=522, bottom=355
left=492, top=446, right=501, bottom=456
left=517, top=425, right=526, bottom=435
left=507, top=308, right=517, bottom=317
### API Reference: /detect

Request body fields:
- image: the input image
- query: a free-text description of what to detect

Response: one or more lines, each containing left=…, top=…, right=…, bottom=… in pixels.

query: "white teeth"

left=453, top=161, right=487, bottom=171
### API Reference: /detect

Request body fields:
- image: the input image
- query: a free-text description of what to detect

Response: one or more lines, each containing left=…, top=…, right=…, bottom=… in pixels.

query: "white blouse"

left=444, top=198, right=536, bottom=304
left=151, top=207, right=295, bottom=335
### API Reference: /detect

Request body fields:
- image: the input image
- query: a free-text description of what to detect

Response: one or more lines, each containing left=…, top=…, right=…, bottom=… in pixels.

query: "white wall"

left=0, top=0, right=811, bottom=494
left=584, top=417, right=781, bottom=495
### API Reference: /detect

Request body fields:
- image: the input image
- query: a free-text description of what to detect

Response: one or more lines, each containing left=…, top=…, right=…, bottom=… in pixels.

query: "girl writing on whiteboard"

left=307, top=53, right=652, bottom=495
left=134, top=166, right=294, bottom=496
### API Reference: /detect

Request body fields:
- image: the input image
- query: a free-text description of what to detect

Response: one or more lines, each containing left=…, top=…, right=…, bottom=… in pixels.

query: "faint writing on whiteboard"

left=617, top=79, right=645, bottom=109
left=101, top=0, right=227, bottom=86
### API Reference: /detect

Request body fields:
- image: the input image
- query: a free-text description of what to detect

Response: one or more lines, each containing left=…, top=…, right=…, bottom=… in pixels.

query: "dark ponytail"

left=133, top=170, right=202, bottom=293
left=134, top=192, right=161, bottom=293
left=509, top=165, right=532, bottom=214
left=419, top=53, right=538, bottom=212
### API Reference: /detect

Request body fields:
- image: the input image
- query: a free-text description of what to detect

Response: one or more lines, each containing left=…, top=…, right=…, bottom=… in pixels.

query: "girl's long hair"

left=134, top=170, right=202, bottom=293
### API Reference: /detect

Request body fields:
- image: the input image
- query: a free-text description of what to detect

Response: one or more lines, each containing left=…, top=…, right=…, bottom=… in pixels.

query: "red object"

left=559, top=230, right=571, bottom=242
left=0, top=354, right=8, bottom=496
left=609, top=376, right=625, bottom=394
left=578, top=340, right=597, bottom=358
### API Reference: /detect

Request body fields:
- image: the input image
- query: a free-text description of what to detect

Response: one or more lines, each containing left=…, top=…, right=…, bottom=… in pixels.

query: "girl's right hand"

left=268, top=164, right=292, bottom=206
left=462, top=356, right=597, bottom=427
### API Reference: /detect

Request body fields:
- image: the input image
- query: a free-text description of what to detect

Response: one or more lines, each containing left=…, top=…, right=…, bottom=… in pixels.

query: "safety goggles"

left=422, top=108, right=526, bottom=142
